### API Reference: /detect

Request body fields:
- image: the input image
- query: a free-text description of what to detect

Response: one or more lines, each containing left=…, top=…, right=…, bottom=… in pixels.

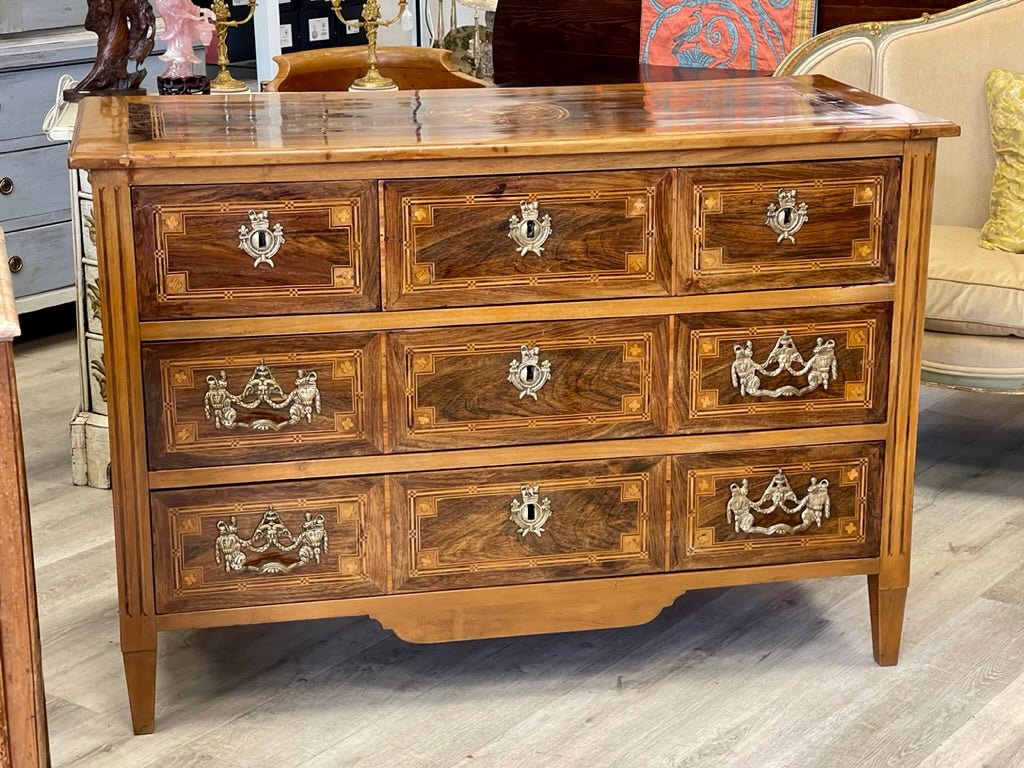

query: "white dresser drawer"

left=4, top=221, right=73, bottom=299
left=0, top=145, right=71, bottom=227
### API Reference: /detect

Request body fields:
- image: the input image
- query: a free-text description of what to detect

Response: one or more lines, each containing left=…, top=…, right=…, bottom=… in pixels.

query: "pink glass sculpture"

left=156, top=0, right=215, bottom=79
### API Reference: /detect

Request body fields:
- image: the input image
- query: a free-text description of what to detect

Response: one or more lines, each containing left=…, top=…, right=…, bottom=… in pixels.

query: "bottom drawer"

left=392, top=458, right=668, bottom=592
left=671, top=442, right=884, bottom=570
left=152, top=478, right=387, bottom=613
left=5, top=222, right=73, bottom=299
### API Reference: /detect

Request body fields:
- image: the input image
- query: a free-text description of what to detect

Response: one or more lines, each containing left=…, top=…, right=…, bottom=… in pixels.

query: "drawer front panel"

left=0, top=62, right=91, bottom=147
left=388, top=318, right=669, bottom=451
left=382, top=170, right=673, bottom=309
left=681, top=159, right=899, bottom=293
left=143, top=334, right=382, bottom=470
left=392, top=458, right=667, bottom=592
left=0, top=145, right=71, bottom=226
left=675, top=304, right=891, bottom=433
left=152, top=478, right=386, bottom=612
left=4, top=222, right=74, bottom=299
left=671, top=443, right=883, bottom=570
left=133, top=182, right=379, bottom=319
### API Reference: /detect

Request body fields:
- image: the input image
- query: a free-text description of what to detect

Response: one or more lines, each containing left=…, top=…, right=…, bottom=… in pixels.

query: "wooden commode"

left=68, top=77, right=958, bottom=734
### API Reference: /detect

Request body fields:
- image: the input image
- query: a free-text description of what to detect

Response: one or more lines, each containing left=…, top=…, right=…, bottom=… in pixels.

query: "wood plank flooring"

left=13, top=331, right=1024, bottom=768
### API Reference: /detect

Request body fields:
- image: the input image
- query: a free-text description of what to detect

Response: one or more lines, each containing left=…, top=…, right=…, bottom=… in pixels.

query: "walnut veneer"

left=68, top=77, right=958, bottom=734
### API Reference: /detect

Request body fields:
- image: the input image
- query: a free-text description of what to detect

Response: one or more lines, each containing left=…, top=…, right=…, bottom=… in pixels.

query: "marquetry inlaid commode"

left=68, top=77, right=957, bottom=734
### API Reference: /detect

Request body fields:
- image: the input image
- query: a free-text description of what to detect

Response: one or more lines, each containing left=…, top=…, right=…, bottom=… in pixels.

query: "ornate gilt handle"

left=238, top=209, right=285, bottom=268
left=765, top=189, right=808, bottom=244
left=508, top=345, right=551, bottom=400
left=730, top=330, right=837, bottom=398
left=215, top=506, right=328, bottom=575
left=509, top=485, right=551, bottom=537
left=204, top=359, right=322, bottom=432
left=508, top=201, right=553, bottom=257
left=726, top=470, right=831, bottom=537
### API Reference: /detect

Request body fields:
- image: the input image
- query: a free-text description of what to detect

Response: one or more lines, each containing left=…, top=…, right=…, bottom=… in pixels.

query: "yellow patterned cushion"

left=980, top=69, right=1024, bottom=253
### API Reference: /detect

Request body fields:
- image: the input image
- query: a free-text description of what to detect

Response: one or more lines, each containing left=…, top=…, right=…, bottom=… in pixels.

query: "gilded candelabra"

left=210, top=0, right=257, bottom=92
left=330, top=0, right=410, bottom=91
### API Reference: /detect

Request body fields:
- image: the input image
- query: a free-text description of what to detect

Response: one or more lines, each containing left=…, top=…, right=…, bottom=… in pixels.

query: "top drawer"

left=381, top=170, right=674, bottom=310
left=133, top=182, right=379, bottom=320
left=681, top=158, right=900, bottom=293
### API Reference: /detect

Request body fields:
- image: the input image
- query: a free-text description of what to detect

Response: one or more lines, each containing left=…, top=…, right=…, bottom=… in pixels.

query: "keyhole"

left=780, top=208, right=793, bottom=226
left=523, top=503, right=537, bottom=522
left=522, top=364, right=537, bottom=384
left=254, top=230, right=269, bottom=250
left=524, top=220, right=536, bottom=239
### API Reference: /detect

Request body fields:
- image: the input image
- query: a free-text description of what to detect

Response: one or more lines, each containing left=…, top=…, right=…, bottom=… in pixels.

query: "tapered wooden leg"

left=868, top=574, right=907, bottom=666
left=123, top=647, right=157, bottom=735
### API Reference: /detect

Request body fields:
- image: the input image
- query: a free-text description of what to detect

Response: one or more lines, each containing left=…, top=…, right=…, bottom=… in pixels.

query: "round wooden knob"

left=0, top=177, right=14, bottom=195
left=8, top=255, right=24, bottom=273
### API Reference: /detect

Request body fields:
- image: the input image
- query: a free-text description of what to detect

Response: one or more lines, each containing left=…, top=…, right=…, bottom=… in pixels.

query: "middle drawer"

left=381, top=170, right=674, bottom=309
left=387, top=317, right=670, bottom=451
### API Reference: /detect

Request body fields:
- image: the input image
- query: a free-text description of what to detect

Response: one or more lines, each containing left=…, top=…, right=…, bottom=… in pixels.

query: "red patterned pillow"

left=640, top=0, right=817, bottom=72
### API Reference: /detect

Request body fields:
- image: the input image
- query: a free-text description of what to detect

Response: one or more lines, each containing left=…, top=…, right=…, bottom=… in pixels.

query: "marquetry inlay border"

left=686, top=458, right=870, bottom=555
left=688, top=319, right=877, bottom=418
left=399, top=188, right=656, bottom=293
left=164, top=494, right=372, bottom=601
left=406, top=472, right=653, bottom=577
left=158, top=350, right=368, bottom=456
left=692, top=175, right=885, bottom=277
left=152, top=199, right=364, bottom=302
left=405, top=332, right=654, bottom=435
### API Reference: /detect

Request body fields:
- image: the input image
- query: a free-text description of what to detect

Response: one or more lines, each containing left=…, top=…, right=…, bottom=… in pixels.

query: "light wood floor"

left=14, top=330, right=1024, bottom=768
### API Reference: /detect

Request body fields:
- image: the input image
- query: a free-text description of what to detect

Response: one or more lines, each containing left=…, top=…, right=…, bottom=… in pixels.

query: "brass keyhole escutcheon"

left=509, top=485, right=551, bottom=537
left=765, top=189, right=809, bottom=245
left=508, top=345, right=551, bottom=400
left=8, top=255, right=24, bottom=273
left=0, top=177, right=13, bottom=195
left=508, top=201, right=553, bottom=257
left=238, top=210, right=286, bottom=268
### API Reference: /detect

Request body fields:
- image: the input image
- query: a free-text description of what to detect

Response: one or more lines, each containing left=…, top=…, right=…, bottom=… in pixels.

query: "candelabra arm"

left=329, top=0, right=363, bottom=28
left=210, top=0, right=258, bottom=93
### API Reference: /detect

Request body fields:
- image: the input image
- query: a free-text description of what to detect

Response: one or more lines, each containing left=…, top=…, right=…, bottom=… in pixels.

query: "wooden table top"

left=69, top=75, right=958, bottom=170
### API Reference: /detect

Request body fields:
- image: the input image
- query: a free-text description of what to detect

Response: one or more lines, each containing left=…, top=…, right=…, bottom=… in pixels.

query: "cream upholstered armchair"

left=776, top=0, right=1024, bottom=393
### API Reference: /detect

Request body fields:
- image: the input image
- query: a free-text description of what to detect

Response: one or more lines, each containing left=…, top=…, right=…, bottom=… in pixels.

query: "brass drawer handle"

left=509, top=485, right=551, bottom=537
left=215, top=506, right=329, bottom=575
left=765, top=189, right=808, bottom=244
left=204, top=360, right=322, bottom=432
left=0, top=177, right=13, bottom=195
left=238, top=209, right=285, bottom=268
left=726, top=470, right=831, bottom=537
left=508, top=201, right=553, bottom=257
left=730, top=330, right=837, bottom=398
left=508, top=345, right=551, bottom=400
left=8, top=255, right=23, bottom=273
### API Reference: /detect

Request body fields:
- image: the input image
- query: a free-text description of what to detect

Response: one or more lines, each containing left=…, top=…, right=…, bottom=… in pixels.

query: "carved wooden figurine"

left=66, top=0, right=157, bottom=101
